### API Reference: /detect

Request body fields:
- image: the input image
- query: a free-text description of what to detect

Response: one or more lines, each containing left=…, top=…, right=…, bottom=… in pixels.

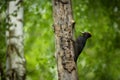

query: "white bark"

left=6, top=0, right=26, bottom=80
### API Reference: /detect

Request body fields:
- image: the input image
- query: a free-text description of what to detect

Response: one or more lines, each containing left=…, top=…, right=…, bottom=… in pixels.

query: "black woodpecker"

left=74, top=32, right=91, bottom=62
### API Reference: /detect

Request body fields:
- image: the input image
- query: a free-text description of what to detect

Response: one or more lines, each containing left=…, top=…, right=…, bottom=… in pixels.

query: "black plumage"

left=74, top=32, right=91, bottom=62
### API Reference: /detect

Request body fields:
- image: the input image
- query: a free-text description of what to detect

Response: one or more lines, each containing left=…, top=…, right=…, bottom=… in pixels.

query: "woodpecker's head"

left=82, top=32, right=92, bottom=38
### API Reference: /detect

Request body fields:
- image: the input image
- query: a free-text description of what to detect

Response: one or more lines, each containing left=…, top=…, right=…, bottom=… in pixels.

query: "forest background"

left=0, top=0, right=120, bottom=80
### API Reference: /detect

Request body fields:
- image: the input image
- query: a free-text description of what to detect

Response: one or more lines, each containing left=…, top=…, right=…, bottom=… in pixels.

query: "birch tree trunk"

left=52, top=0, right=78, bottom=80
left=6, top=0, right=26, bottom=80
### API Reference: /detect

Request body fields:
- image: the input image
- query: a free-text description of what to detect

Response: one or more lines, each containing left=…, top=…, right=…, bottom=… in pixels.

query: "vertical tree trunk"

left=6, top=0, right=26, bottom=80
left=52, top=0, right=78, bottom=80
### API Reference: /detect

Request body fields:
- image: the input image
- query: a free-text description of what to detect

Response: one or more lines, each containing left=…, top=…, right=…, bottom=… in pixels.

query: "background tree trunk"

left=52, top=0, right=78, bottom=80
left=6, top=0, right=26, bottom=80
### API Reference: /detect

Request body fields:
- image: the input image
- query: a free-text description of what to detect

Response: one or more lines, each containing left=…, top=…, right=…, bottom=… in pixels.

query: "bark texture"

left=52, top=0, right=78, bottom=80
left=6, top=0, right=26, bottom=80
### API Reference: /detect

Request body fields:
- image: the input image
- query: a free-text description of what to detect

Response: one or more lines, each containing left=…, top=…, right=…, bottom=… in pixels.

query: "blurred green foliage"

left=0, top=0, right=120, bottom=80
left=23, top=0, right=57, bottom=80
left=0, top=0, right=7, bottom=74
left=73, top=0, right=120, bottom=80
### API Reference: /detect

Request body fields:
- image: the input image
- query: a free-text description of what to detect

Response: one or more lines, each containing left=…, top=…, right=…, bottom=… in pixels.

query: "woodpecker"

left=74, top=32, right=91, bottom=62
